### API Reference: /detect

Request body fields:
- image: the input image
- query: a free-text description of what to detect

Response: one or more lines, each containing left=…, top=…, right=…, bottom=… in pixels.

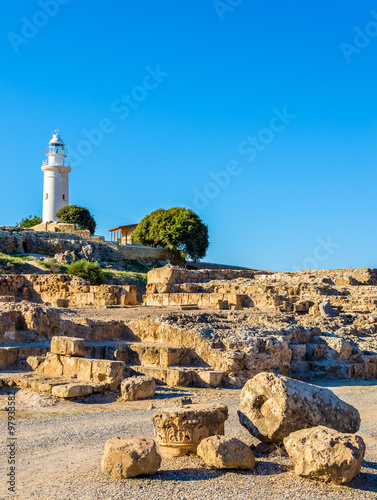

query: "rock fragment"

left=101, top=437, right=161, bottom=479
left=319, top=301, right=336, bottom=318
left=121, top=376, right=156, bottom=401
left=197, top=435, right=255, bottom=470
left=284, top=426, right=366, bottom=484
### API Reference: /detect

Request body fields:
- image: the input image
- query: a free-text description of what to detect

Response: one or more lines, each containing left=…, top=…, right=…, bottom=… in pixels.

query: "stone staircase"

left=2, top=314, right=376, bottom=393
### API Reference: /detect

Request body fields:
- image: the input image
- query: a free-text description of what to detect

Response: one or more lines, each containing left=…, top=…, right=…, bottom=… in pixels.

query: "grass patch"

left=38, top=261, right=51, bottom=269
left=103, top=269, right=147, bottom=292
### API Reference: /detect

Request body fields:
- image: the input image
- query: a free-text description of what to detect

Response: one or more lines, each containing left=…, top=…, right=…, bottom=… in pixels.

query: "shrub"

left=55, top=205, right=96, bottom=235
left=16, top=215, right=42, bottom=228
left=67, top=259, right=105, bottom=285
left=132, top=207, right=209, bottom=261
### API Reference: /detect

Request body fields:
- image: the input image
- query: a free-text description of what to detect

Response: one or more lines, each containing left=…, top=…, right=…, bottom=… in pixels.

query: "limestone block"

left=284, top=426, right=365, bottom=484
left=37, top=353, right=63, bottom=376
left=61, top=356, right=92, bottom=382
left=165, top=368, right=192, bottom=387
left=194, top=370, right=223, bottom=388
left=197, top=435, right=255, bottom=470
left=130, top=345, right=161, bottom=366
left=238, top=372, right=360, bottom=444
left=50, top=336, right=85, bottom=357
left=52, top=298, right=69, bottom=308
left=101, top=438, right=161, bottom=479
left=0, top=347, right=18, bottom=370
left=216, top=299, right=229, bottom=310
left=180, top=304, right=199, bottom=310
left=226, top=293, right=245, bottom=307
left=91, top=359, right=125, bottom=389
left=30, top=381, right=53, bottom=392
left=114, top=345, right=129, bottom=363
left=121, top=376, right=156, bottom=401
left=26, top=355, right=44, bottom=371
left=323, top=337, right=354, bottom=360
left=319, top=301, right=336, bottom=318
left=52, top=383, right=93, bottom=399
left=366, top=355, right=377, bottom=377
left=159, top=346, right=187, bottom=368
left=152, top=403, right=228, bottom=457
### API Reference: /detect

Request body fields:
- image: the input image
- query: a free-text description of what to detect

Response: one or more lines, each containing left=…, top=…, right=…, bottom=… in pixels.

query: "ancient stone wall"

left=0, top=274, right=137, bottom=307
left=0, top=227, right=172, bottom=263
left=147, top=266, right=267, bottom=286
left=144, top=292, right=245, bottom=308
left=0, top=302, right=132, bottom=344
left=108, top=243, right=172, bottom=262
left=144, top=266, right=377, bottom=314
left=30, top=221, right=92, bottom=240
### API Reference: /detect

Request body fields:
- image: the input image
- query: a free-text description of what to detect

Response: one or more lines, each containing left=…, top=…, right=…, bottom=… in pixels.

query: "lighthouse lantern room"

left=41, top=130, right=71, bottom=222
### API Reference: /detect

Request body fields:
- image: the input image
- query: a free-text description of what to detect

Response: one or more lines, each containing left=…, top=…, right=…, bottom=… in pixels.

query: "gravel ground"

left=0, top=382, right=376, bottom=500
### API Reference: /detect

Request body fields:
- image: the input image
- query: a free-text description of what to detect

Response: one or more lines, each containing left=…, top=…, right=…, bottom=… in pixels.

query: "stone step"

left=292, top=360, right=372, bottom=380
left=0, top=344, right=49, bottom=370
left=83, top=341, right=199, bottom=367
left=302, top=342, right=331, bottom=361
left=115, top=343, right=198, bottom=368
left=0, top=339, right=202, bottom=370
left=0, top=371, right=107, bottom=394
left=129, top=365, right=224, bottom=388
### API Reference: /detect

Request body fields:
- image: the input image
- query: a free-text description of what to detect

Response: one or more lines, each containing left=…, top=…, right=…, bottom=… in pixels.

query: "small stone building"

left=109, top=224, right=138, bottom=245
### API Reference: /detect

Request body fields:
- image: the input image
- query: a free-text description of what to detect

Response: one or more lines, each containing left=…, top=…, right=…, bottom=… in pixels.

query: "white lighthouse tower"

left=41, top=130, right=71, bottom=222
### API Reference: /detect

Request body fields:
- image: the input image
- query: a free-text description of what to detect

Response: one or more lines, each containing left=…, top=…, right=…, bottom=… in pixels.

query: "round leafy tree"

left=55, top=205, right=96, bottom=235
left=132, top=207, right=209, bottom=261
left=16, top=215, right=42, bottom=228
left=67, top=259, right=105, bottom=285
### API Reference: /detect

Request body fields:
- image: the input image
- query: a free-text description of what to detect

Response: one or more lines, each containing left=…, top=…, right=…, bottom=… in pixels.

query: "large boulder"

left=284, top=426, right=366, bottom=484
left=121, top=376, right=156, bottom=401
left=101, top=437, right=161, bottom=479
left=197, top=435, right=255, bottom=470
left=238, top=372, right=360, bottom=443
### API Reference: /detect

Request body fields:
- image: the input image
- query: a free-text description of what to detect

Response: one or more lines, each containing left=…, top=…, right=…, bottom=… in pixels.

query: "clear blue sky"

left=1, top=0, right=376, bottom=270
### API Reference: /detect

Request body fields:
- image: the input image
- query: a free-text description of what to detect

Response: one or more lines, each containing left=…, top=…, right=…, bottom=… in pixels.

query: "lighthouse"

left=41, top=130, right=71, bottom=222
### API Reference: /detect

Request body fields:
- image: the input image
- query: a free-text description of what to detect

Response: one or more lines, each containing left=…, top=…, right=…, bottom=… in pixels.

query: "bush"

left=132, top=207, right=209, bottom=261
left=16, top=215, right=42, bottom=228
left=55, top=205, right=96, bottom=235
left=67, top=259, right=106, bottom=285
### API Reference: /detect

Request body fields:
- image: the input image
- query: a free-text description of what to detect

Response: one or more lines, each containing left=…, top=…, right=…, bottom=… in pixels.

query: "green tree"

left=67, top=259, right=105, bottom=285
left=55, top=205, right=96, bottom=235
left=15, top=215, right=42, bottom=228
left=132, top=207, right=209, bottom=261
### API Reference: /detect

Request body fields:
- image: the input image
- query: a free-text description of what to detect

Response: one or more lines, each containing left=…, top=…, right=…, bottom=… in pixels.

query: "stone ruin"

left=0, top=274, right=137, bottom=307
left=0, top=265, right=377, bottom=394
left=100, top=372, right=365, bottom=485
left=0, top=261, right=374, bottom=486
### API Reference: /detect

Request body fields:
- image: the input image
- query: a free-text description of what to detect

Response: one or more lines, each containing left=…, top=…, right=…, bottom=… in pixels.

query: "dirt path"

left=0, top=381, right=376, bottom=500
